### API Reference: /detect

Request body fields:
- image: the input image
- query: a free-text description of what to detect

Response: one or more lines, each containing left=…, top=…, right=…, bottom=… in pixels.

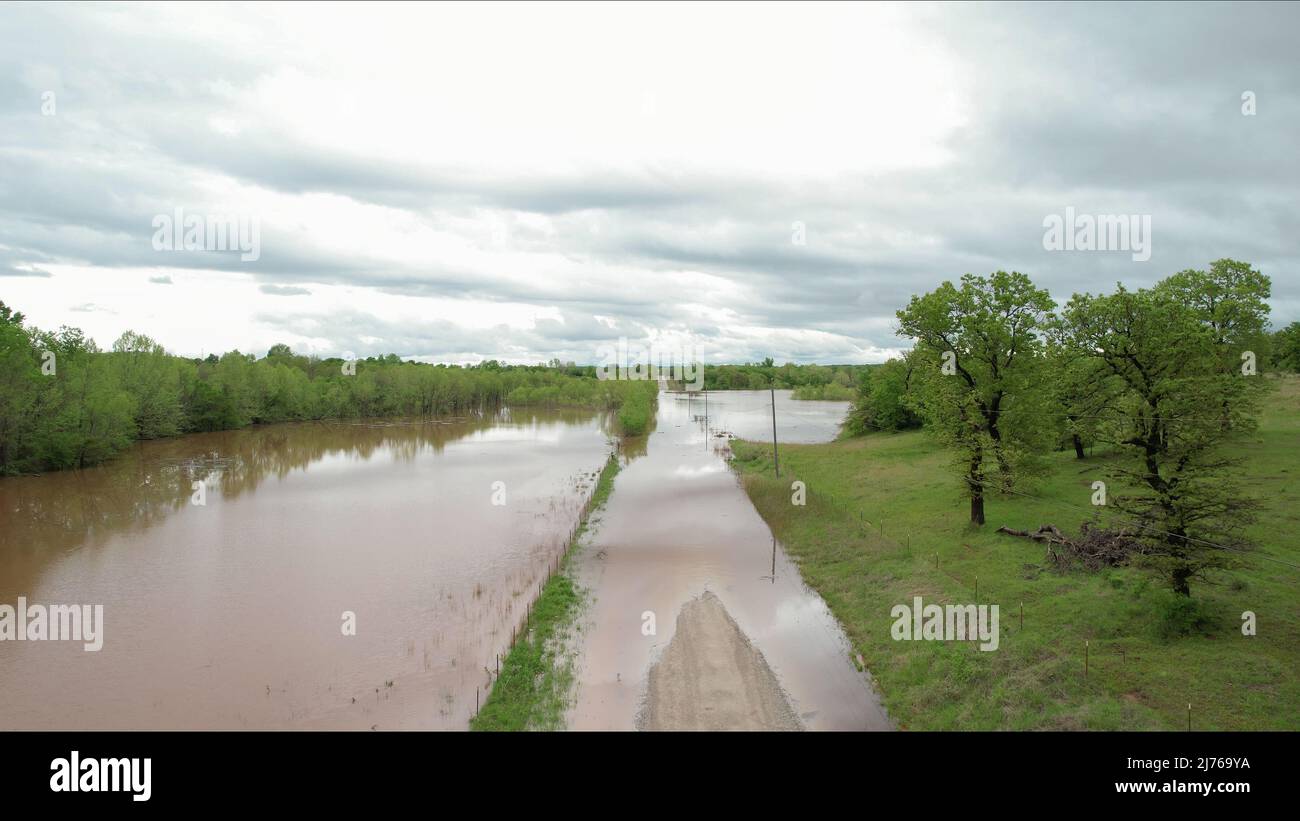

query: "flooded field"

left=0, top=390, right=889, bottom=731
left=669, top=389, right=853, bottom=444
left=0, top=409, right=612, bottom=729
left=569, top=390, right=892, bottom=730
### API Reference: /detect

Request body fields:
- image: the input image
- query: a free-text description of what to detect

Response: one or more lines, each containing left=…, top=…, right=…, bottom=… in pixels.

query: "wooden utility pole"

left=769, top=383, right=780, bottom=477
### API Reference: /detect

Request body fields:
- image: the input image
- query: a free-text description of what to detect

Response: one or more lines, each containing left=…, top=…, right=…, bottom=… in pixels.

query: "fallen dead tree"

left=997, top=519, right=1146, bottom=571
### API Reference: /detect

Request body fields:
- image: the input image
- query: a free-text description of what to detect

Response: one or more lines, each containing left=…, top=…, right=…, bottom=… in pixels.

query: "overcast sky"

left=2, top=1, right=1297, bottom=364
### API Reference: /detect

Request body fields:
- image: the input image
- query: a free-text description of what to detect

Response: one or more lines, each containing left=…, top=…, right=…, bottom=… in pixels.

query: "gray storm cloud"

left=1, top=1, right=1296, bottom=363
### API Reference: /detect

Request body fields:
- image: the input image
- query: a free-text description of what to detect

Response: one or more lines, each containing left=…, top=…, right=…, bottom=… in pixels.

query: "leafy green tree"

left=1046, top=345, right=1116, bottom=459
left=896, top=271, right=1056, bottom=524
left=1160, top=259, right=1272, bottom=360
left=30, top=327, right=134, bottom=468
left=210, top=351, right=261, bottom=426
left=1160, top=258, right=1273, bottom=430
left=1270, top=322, right=1300, bottom=373
left=1058, top=279, right=1263, bottom=597
left=111, top=330, right=184, bottom=438
left=0, top=302, right=40, bottom=472
left=186, top=379, right=241, bottom=432
left=844, top=358, right=920, bottom=435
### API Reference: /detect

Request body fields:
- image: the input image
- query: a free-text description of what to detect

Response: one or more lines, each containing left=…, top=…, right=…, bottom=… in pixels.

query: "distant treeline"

left=701, top=361, right=867, bottom=393
left=791, top=382, right=857, bottom=401
left=0, top=302, right=654, bottom=475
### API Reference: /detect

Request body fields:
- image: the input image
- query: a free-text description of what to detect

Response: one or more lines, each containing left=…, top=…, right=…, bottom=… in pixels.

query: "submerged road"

left=567, top=390, right=892, bottom=731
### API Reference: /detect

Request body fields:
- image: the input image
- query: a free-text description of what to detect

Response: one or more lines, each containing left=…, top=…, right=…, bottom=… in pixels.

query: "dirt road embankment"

left=639, top=592, right=802, bottom=731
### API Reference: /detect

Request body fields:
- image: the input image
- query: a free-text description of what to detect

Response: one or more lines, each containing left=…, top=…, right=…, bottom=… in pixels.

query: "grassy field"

left=730, top=374, right=1300, bottom=730
left=469, top=452, right=621, bottom=731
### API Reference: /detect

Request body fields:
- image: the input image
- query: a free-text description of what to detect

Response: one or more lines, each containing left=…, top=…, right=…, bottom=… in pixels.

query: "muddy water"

left=672, top=388, right=852, bottom=444
left=0, top=410, right=612, bottom=729
left=570, top=390, right=892, bottom=730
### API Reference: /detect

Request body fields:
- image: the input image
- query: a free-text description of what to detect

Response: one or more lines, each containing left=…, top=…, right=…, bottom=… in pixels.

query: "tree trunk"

left=1073, top=434, right=1086, bottom=460
left=969, top=451, right=985, bottom=525
left=1171, top=565, right=1192, bottom=597
left=987, top=419, right=1013, bottom=481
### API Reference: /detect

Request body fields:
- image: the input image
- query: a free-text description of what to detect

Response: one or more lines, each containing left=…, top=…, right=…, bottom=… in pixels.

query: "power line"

left=889, top=400, right=1263, bottom=428
left=947, top=404, right=1262, bottom=426
left=845, top=398, right=1270, bottom=443
left=783, top=397, right=1264, bottom=430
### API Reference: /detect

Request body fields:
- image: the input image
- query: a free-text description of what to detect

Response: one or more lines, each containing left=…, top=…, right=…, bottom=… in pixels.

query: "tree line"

left=700, top=360, right=866, bottom=393
left=847, top=259, right=1285, bottom=597
left=0, top=302, right=652, bottom=475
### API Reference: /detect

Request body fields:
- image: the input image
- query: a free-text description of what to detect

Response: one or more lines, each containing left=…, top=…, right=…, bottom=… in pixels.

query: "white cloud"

left=1, top=1, right=1296, bottom=364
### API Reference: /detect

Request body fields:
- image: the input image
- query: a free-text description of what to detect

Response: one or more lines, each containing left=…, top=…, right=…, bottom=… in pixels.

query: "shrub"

left=1154, top=592, right=1217, bottom=640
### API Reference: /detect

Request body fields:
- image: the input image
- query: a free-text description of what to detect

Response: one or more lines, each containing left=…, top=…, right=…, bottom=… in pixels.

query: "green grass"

left=615, top=383, right=657, bottom=435
left=730, top=373, right=1300, bottom=730
left=469, top=452, right=620, bottom=731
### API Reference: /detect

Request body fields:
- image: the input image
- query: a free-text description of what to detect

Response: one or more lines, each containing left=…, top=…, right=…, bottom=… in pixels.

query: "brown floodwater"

left=0, top=409, right=613, bottom=729
left=569, top=390, right=892, bottom=730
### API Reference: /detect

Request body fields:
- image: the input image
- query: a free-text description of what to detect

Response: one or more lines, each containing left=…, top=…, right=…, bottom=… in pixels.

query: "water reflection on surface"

left=665, top=388, right=849, bottom=444
left=0, top=409, right=612, bottom=729
left=569, top=390, right=891, bottom=730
